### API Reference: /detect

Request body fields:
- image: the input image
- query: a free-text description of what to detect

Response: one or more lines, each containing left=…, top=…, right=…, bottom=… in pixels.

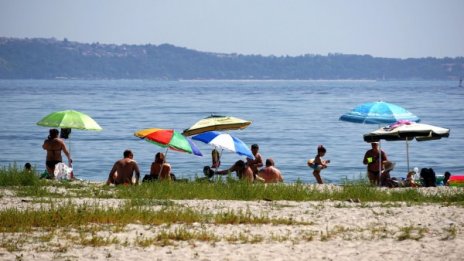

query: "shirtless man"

left=257, top=158, right=283, bottom=183
left=150, top=152, right=172, bottom=181
left=246, top=144, right=263, bottom=178
left=206, top=159, right=254, bottom=182
left=363, top=142, right=388, bottom=185
left=42, top=129, right=72, bottom=177
left=106, top=149, right=140, bottom=185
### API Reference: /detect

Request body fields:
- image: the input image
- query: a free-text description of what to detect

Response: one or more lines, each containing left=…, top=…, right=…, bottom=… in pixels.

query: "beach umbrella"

left=339, top=101, right=420, bottom=124
left=363, top=120, right=450, bottom=171
left=182, top=115, right=252, bottom=136
left=192, top=131, right=254, bottom=160
left=37, top=110, right=102, bottom=179
left=37, top=110, right=102, bottom=131
left=134, top=128, right=203, bottom=157
left=339, top=101, right=420, bottom=178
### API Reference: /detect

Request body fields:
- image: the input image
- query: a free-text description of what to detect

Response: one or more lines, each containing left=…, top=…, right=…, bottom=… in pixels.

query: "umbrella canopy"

left=363, top=121, right=450, bottom=142
left=339, top=101, right=420, bottom=124
left=182, top=115, right=252, bottom=136
left=363, top=121, right=450, bottom=171
left=134, top=128, right=202, bottom=156
left=37, top=110, right=102, bottom=130
left=192, top=131, right=254, bottom=159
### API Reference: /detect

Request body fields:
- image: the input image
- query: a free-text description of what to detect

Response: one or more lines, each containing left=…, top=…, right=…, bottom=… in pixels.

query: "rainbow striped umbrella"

left=134, top=128, right=202, bottom=156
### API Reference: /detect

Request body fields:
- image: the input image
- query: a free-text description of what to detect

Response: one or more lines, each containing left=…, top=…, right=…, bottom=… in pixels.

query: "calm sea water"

left=0, top=80, right=463, bottom=184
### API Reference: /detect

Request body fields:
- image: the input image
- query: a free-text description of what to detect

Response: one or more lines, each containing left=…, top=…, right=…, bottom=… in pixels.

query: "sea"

left=0, top=80, right=463, bottom=184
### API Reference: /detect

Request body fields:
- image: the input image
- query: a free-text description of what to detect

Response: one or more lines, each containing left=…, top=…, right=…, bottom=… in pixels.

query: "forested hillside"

left=0, top=37, right=462, bottom=80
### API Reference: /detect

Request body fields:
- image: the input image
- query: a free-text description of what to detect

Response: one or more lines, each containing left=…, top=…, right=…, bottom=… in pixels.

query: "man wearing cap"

left=363, top=142, right=388, bottom=185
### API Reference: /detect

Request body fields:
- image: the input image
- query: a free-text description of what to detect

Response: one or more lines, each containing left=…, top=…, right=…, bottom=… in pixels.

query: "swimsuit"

left=46, top=160, right=62, bottom=169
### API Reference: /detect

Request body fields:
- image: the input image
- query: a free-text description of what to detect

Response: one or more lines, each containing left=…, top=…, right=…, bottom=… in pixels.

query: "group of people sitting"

left=363, top=142, right=451, bottom=188
left=105, top=143, right=284, bottom=186
left=42, top=128, right=451, bottom=187
left=200, top=144, right=284, bottom=184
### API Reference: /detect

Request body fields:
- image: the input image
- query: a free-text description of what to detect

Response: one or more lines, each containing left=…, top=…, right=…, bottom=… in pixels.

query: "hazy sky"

left=1, top=0, right=463, bottom=58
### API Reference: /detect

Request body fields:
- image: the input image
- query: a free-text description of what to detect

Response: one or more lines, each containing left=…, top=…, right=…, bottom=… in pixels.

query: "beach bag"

left=142, top=174, right=157, bottom=183
left=54, top=163, right=73, bottom=180
left=420, top=168, right=436, bottom=187
left=60, top=128, right=72, bottom=139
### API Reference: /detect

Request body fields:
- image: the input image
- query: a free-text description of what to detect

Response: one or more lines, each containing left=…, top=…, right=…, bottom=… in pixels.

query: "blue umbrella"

left=340, top=101, right=420, bottom=180
left=339, top=101, right=420, bottom=124
left=192, top=131, right=254, bottom=160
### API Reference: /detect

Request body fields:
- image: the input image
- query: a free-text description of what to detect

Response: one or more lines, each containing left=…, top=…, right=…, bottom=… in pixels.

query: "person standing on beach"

left=257, top=158, right=283, bottom=183
left=246, top=144, right=263, bottom=178
left=42, top=128, right=72, bottom=177
left=106, top=149, right=140, bottom=185
left=307, top=145, right=330, bottom=184
left=363, top=142, right=388, bottom=185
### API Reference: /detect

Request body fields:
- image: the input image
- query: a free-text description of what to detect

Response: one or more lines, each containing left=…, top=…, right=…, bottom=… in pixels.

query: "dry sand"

left=0, top=185, right=463, bottom=260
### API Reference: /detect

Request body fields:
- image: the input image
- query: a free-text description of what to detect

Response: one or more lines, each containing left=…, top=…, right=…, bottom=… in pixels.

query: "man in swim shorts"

left=106, top=149, right=140, bottom=185
left=363, top=142, right=388, bottom=185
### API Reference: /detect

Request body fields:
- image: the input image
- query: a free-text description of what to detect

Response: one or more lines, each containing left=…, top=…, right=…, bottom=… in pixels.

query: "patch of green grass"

left=0, top=164, right=41, bottom=187
left=2, top=165, right=464, bottom=204
left=0, top=202, right=308, bottom=233
left=397, top=225, right=428, bottom=241
left=441, top=225, right=458, bottom=240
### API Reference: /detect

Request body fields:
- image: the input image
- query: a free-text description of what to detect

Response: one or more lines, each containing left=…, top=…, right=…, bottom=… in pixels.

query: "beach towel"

left=54, top=162, right=73, bottom=180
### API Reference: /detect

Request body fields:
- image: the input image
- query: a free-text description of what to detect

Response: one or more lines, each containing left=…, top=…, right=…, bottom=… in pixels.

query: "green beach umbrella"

left=37, top=110, right=102, bottom=131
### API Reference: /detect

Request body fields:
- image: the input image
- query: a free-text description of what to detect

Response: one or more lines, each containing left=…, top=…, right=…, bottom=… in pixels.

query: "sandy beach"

left=1, top=184, right=463, bottom=261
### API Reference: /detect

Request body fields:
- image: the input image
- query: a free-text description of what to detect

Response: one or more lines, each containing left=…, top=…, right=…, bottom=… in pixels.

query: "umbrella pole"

left=157, top=148, right=169, bottom=178
left=377, top=120, right=383, bottom=186
left=406, top=139, right=410, bottom=172
left=215, top=148, right=224, bottom=172
left=378, top=140, right=382, bottom=186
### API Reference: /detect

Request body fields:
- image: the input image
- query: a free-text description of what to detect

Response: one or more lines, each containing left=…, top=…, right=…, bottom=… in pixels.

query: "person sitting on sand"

left=307, top=145, right=330, bottom=184
left=106, top=149, right=140, bottom=185
left=42, top=128, right=72, bottom=178
left=24, top=162, right=32, bottom=173
left=204, top=159, right=254, bottom=182
left=211, top=148, right=221, bottom=169
left=403, top=171, right=418, bottom=187
left=150, top=152, right=173, bottom=181
left=246, top=144, right=263, bottom=178
left=380, top=161, right=395, bottom=187
left=443, top=171, right=451, bottom=186
left=257, top=158, right=283, bottom=183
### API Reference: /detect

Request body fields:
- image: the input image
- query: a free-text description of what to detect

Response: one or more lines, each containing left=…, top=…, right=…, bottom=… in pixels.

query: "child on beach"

left=307, top=145, right=330, bottom=184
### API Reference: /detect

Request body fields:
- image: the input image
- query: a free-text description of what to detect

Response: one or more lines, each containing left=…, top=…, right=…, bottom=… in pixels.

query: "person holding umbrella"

left=363, top=142, right=388, bottom=185
left=42, top=129, right=72, bottom=178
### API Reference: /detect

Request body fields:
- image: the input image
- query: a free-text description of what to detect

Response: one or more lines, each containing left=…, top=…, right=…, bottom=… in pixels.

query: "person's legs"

left=367, top=171, right=379, bottom=185
left=313, top=170, right=323, bottom=184
left=46, top=160, right=60, bottom=178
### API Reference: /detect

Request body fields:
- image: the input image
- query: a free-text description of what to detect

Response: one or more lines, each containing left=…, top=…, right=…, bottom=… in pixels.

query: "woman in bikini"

left=42, top=129, right=72, bottom=177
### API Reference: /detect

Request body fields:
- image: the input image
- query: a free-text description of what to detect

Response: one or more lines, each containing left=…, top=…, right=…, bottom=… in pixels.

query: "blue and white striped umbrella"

left=192, top=131, right=254, bottom=159
left=339, top=101, right=420, bottom=124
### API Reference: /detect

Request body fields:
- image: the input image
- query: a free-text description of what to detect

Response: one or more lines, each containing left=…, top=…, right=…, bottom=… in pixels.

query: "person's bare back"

left=107, top=150, right=140, bottom=185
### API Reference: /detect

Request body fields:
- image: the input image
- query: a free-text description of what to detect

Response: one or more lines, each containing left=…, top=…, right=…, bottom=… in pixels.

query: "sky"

left=0, top=0, right=463, bottom=58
